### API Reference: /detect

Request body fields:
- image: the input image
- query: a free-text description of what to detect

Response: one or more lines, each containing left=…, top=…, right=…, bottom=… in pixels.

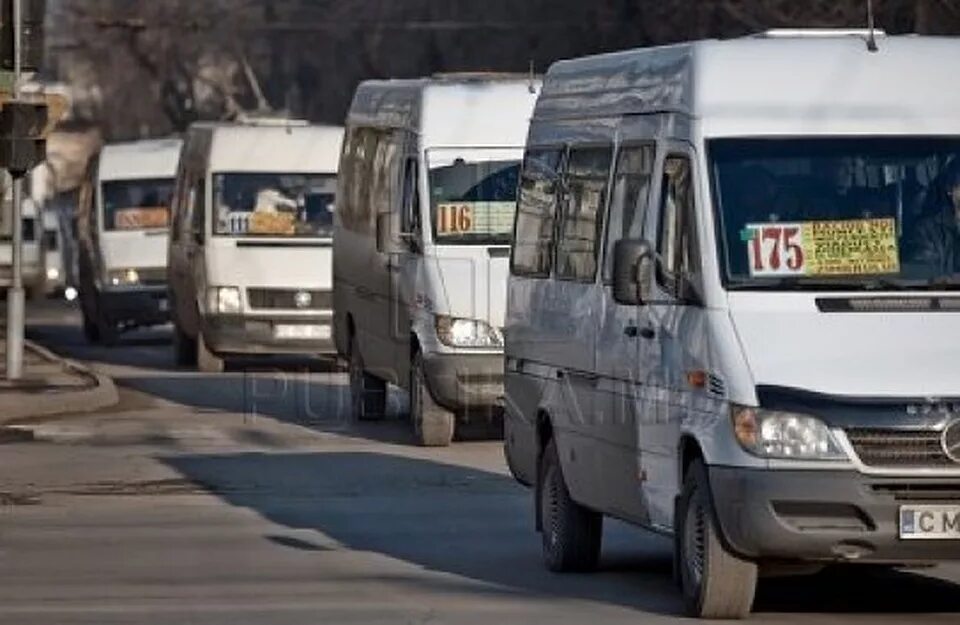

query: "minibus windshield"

left=428, top=150, right=520, bottom=245
left=710, top=137, right=960, bottom=290
left=213, top=172, right=336, bottom=238
left=102, top=178, right=174, bottom=232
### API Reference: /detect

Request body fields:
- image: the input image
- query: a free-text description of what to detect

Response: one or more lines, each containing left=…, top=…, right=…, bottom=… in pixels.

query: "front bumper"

left=711, top=466, right=960, bottom=563
left=421, top=351, right=504, bottom=413
left=100, top=286, right=169, bottom=327
left=203, top=313, right=336, bottom=356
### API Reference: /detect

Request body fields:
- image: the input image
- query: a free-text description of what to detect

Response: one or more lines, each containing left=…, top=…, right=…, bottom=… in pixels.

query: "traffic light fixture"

left=0, top=99, right=46, bottom=176
left=0, top=0, right=45, bottom=72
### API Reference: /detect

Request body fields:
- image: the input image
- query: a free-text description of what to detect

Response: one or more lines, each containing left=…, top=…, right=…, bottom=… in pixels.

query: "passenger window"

left=602, top=144, right=655, bottom=282
left=656, top=155, right=698, bottom=296
left=511, top=149, right=563, bottom=277
left=401, top=158, right=421, bottom=236
left=190, top=177, right=205, bottom=241
left=555, top=146, right=613, bottom=282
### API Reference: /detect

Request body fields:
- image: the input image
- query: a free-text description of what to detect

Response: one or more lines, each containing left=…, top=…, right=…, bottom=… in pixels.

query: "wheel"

left=95, top=300, right=119, bottom=347
left=539, top=438, right=602, bottom=572
left=173, top=320, right=197, bottom=367
left=410, top=351, right=455, bottom=447
left=197, top=332, right=225, bottom=373
left=81, top=306, right=100, bottom=344
left=676, top=459, right=757, bottom=619
left=348, top=333, right=386, bottom=421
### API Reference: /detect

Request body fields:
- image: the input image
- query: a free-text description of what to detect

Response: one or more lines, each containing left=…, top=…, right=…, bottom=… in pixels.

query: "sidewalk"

left=0, top=338, right=118, bottom=424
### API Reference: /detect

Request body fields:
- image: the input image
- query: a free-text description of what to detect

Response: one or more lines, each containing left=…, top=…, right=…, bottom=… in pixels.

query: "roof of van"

left=199, top=123, right=344, bottom=174
left=99, top=138, right=183, bottom=182
left=347, top=76, right=541, bottom=148
left=535, top=33, right=960, bottom=137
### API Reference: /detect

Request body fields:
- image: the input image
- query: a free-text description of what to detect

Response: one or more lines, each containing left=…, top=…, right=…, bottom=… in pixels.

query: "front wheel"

left=410, top=352, right=454, bottom=447
left=173, top=320, right=197, bottom=367
left=349, top=334, right=386, bottom=421
left=539, top=438, right=602, bottom=572
left=676, top=459, right=757, bottom=619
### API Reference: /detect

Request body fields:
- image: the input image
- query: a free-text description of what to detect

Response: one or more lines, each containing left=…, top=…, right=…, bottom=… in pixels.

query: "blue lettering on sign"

left=901, top=509, right=915, bottom=534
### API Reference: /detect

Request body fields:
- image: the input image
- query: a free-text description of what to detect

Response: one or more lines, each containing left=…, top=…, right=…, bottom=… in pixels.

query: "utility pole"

left=5, top=0, right=24, bottom=380
left=1, top=0, right=49, bottom=380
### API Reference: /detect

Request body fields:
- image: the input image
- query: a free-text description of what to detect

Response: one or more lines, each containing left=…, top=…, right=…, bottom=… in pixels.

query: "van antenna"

left=866, top=0, right=879, bottom=52
left=528, top=60, right=537, bottom=94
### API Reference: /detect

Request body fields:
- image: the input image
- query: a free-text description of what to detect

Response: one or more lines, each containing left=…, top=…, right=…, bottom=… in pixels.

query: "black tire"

left=173, top=320, right=197, bottom=367
left=349, top=334, right=386, bottom=421
left=539, top=438, right=602, bottom=572
left=410, top=351, right=455, bottom=447
left=676, top=459, right=757, bottom=619
left=95, top=300, right=119, bottom=347
left=81, top=306, right=100, bottom=344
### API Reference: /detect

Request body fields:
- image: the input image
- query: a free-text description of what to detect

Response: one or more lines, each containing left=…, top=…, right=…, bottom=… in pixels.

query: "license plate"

left=899, top=505, right=960, bottom=540
left=273, top=324, right=331, bottom=340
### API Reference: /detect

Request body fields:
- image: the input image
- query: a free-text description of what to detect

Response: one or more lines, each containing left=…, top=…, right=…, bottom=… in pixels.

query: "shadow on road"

left=163, top=450, right=681, bottom=615
left=163, top=450, right=960, bottom=618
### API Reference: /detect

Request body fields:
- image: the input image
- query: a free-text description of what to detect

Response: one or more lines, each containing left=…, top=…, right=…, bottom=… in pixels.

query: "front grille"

left=846, top=428, right=956, bottom=468
left=871, top=483, right=960, bottom=502
left=247, top=288, right=332, bottom=311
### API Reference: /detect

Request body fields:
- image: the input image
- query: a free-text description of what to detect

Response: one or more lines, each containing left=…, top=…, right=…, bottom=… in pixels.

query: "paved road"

left=3, top=300, right=960, bottom=624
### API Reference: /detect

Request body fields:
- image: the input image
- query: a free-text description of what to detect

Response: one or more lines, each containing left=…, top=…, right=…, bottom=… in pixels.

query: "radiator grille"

left=846, top=428, right=955, bottom=468
left=247, top=288, right=332, bottom=311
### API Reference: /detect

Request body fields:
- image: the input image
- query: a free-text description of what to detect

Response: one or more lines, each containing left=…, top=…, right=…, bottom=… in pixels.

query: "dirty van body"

left=77, top=139, right=182, bottom=345
left=334, top=75, right=540, bottom=446
left=503, top=32, right=960, bottom=619
left=167, top=121, right=343, bottom=373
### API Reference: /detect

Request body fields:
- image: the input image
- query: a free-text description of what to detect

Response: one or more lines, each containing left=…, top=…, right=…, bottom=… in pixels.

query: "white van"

left=504, top=32, right=960, bottom=618
left=168, top=120, right=343, bottom=372
left=76, top=139, right=181, bottom=344
left=42, top=208, right=65, bottom=296
left=334, top=75, right=540, bottom=446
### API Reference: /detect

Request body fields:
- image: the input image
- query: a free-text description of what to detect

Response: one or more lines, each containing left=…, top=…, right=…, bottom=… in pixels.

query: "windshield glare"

left=711, top=138, right=960, bottom=289
left=102, top=178, right=174, bottom=232
left=428, top=155, right=519, bottom=245
left=213, top=173, right=336, bottom=238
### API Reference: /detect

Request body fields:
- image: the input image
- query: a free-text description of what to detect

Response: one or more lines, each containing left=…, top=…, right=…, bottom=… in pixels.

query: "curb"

left=0, top=341, right=119, bottom=425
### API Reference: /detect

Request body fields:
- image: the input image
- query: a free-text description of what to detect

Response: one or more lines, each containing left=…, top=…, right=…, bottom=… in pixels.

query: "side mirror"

left=612, top=239, right=655, bottom=306
left=399, top=231, right=421, bottom=254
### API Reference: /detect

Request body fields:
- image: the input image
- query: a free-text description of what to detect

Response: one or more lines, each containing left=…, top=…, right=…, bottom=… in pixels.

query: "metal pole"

left=5, top=0, right=24, bottom=380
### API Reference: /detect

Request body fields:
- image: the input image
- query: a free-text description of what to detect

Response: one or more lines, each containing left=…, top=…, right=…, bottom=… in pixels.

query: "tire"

left=676, top=459, right=757, bottom=619
left=81, top=306, right=100, bottom=344
left=173, top=320, right=197, bottom=367
left=410, top=351, right=455, bottom=447
left=197, top=331, right=225, bottom=373
left=95, top=299, right=118, bottom=347
left=348, top=334, right=386, bottom=421
left=539, top=438, right=602, bottom=572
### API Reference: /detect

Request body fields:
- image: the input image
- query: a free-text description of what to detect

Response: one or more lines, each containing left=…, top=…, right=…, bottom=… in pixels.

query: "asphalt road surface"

left=2, top=300, right=960, bottom=624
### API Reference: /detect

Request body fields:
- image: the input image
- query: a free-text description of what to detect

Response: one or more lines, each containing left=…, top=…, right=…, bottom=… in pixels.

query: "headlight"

left=46, top=267, right=60, bottom=281
left=108, top=268, right=140, bottom=286
left=207, top=287, right=241, bottom=314
left=731, top=404, right=846, bottom=460
left=435, top=316, right=503, bottom=348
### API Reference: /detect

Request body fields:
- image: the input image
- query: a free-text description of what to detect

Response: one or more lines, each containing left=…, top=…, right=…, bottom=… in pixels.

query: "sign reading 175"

left=743, top=224, right=806, bottom=276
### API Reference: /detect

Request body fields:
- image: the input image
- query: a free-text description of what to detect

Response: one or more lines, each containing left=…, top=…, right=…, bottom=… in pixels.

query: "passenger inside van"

left=909, top=166, right=960, bottom=274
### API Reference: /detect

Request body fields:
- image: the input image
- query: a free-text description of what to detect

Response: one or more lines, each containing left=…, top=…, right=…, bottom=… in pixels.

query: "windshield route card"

left=744, top=217, right=899, bottom=277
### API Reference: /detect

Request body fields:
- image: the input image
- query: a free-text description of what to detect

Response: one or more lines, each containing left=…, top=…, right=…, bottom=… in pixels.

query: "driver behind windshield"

left=910, top=167, right=960, bottom=275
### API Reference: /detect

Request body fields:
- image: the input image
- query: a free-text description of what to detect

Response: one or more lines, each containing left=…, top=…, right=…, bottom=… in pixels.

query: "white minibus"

left=504, top=32, right=960, bottom=618
left=168, top=120, right=343, bottom=372
left=334, top=75, right=540, bottom=446
left=77, top=139, right=182, bottom=344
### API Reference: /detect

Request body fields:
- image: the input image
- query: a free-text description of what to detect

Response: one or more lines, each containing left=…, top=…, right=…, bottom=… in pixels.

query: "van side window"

left=602, top=144, right=655, bottom=282
left=401, top=158, right=420, bottom=235
left=555, top=146, right=613, bottom=282
left=190, top=176, right=205, bottom=240
left=511, top=149, right=563, bottom=277
left=656, top=155, right=697, bottom=296
left=347, top=127, right=379, bottom=234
